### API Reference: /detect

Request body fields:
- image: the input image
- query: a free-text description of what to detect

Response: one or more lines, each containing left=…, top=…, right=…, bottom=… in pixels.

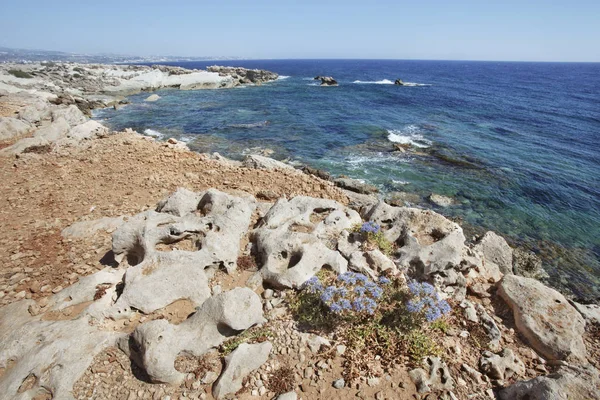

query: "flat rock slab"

left=498, top=274, right=587, bottom=362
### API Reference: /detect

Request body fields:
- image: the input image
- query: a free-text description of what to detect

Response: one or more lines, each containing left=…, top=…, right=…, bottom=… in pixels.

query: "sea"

left=94, top=60, right=600, bottom=302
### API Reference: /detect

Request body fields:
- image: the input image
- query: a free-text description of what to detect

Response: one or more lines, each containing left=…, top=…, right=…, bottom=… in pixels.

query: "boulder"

left=0, top=117, right=31, bottom=141
left=498, top=274, right=587, bottom=362
left=243, top=154, right=295, bottom=171
left=145, top=94, right=160, bottom=102
left=570, top=301, right=600, bottom=324
left=34, top=117, right=70, bottom=142
left=51, top=105, right=87, bottom=127
left=155, top=187, right=202, bottom=217
left=394, top=79, right=406, bottom=86
left=428, top=193, right=454, bottom=207
left=498, top=365, right=600, bottom=400
left=213, top=342, right=272, bottom=399
left=67, top=120, right=109, bottom=140
left=334, top=177, right=378, bottom=194
left=385, top=191, right=421, bottom=207
left=128, top=287, right=265, bottom=384
left=473, top=231, right=513, bottom=277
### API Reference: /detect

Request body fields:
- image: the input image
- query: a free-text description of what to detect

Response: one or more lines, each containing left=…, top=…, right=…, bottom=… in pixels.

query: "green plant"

left=7, top=69, right=33, bottom=79
left=405, top=330, right=441, bottom=364
left=220, top=326, right=272, bottom=355
left=351, top=222, right=395, bottom=256
left=430, top=318, right=450, bottom=334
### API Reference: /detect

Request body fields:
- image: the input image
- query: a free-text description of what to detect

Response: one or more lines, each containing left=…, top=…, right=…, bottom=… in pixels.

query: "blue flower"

left=405, top=280, right=452, bottom=322
left=360, top=221, right=381, bottom=234
left=378, top=276, right=391, bottom=285
left=303, top=276, right=323, bottom=294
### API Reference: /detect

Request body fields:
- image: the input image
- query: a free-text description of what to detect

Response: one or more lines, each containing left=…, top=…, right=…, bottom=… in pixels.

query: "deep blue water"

left=95, top=60, right=600, bottom=301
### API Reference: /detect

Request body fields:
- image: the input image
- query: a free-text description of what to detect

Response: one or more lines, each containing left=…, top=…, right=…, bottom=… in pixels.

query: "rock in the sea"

left=207, top=65, right=278, bottom=85
left=385, top=191, right=421, bottom=207
left=129, top=287, right=265, bottom=384
left=473, top=231, right=513, bottom=277
left=394, top=79, right=406, bottom=86
left=409, top=356, right=454, bottom=393
left=145, top=94, right=160, bottom=102
left=498, top=365, right=600, bottom=400
left=213, top=342, right=272, bottom=399
left=314, top=76, right=338, bottom=86
left=334, top=177, right=378, bottom=194
left=428, top=193, right=454, bottom=207
left=497, top=274, right=587, bottom=362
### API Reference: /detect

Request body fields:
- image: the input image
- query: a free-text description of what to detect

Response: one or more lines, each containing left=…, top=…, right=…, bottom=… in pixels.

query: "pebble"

left=333, top=378, right=345, bottom=389
left=336, top=344, right=347, bottom=355
left=263, top=289, right=273, bottom=299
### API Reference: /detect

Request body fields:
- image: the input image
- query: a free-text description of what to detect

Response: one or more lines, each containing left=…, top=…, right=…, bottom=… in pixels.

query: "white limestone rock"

left=213, top=342, right=272, bottom=399
left=128, top=288, right=265, bottom=384
left=0, top=117, right=32, bottom=141
left=498, top=274, right=587, bottom=362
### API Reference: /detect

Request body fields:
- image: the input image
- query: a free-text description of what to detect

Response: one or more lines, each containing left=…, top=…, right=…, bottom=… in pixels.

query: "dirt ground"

left=0, top=131, right=347, bottom=307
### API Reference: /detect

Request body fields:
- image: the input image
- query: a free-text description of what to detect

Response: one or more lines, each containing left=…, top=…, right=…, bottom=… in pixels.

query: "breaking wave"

left=387, top=126, right=432, bottom=148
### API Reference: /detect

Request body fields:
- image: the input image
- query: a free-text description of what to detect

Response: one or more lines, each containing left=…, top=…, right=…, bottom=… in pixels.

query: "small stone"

left=336, top=345, right=347, bottom=355
left=367, top=377, right=380, bottom=387
left=333, top=378, right=345, bottom=389
left=304, top=367, right=314, bottom=379
left=263, top=289, right=273, bottom=299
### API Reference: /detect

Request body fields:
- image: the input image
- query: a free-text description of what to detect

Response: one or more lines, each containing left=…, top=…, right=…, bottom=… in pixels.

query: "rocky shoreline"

left=1, top=63, right=599, bottom=400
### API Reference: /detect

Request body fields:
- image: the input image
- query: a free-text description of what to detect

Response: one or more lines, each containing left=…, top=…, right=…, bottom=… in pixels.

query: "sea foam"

left=353, top=79, right=395, bottom=85
left=144, top=129, right=163, bottom=139
left=387, top=125, right=432, bottom=148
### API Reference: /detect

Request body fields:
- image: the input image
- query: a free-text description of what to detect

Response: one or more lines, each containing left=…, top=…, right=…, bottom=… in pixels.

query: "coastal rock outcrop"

left=207, top=65, right=279, bottom=85
left=334, top=177, right=379, bottom=194
left=498, top=274, right=587, bottom=362
left=243, top=154, right=295, bottom=171
left=473, top=231, right=513, bottom=277
left=0, top=117, right=32, bottom=141
left=394, top=79, right=406, bottom=86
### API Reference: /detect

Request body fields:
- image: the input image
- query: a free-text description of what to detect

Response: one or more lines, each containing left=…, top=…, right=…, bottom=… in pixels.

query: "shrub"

left=405, top=281, right=451, bottom=323
left=352, top=221, right=395, bottom=256
left=220, top=326, right=272, bottom=355
left=7, top=69, right=33, bottom=79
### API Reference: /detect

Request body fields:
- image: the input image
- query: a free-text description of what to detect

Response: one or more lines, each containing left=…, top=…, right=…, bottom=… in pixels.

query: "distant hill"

left=0, top=46, right=243, bottom=64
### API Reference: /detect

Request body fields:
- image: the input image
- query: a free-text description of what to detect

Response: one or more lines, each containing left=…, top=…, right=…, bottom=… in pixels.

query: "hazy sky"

left=1, top=0, right=599, bottom=61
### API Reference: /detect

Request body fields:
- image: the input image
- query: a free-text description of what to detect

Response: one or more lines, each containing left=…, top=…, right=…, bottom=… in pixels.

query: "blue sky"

left=1, top=0, right=599, bottom=61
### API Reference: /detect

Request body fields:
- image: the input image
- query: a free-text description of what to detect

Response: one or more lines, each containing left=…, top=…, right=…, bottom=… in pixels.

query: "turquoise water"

left=95, top=60, right=600, bottom=301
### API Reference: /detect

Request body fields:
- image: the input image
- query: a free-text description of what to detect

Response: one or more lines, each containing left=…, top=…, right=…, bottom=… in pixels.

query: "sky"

left=1, top=0, right=599, bottom=62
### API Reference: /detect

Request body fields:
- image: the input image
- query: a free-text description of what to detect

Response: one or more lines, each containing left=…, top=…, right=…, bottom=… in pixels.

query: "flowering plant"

left=352, top=221, right=394, bottom=256
left=405, top=281, right=451, bottom=322
left=303, top=272, right=388, bottom=316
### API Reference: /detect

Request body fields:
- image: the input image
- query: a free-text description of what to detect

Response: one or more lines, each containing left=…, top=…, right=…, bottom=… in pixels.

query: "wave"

left=277, top=75, right=290, bottom=80
left=387, top=125, right=432, bottom=148
left=144, top=129, right=163, bottom=139
left=353, top=79, right=394, bottom=85
left=302, top=77, right=315, bottom=81
left=402, top=82, right=432, bottom=87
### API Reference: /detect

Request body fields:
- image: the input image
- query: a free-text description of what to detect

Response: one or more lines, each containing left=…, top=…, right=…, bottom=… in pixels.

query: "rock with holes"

left=128, top=287, right=265, bottom=384
left=498, top=274, right=587, bottom=362
left=479, top=348, right=525, bottom=380
left=498, top=365, right=600, bottom=400
left=213, top=342, right=272, bottom=399
left=473, top=231, right=513, bottom=277
left=155, top=187, right=202, bottom=217
left=334, top=177, right=378, bottom=194
left=252, top=196, right=357, bottom=288
left=363, top=202, right=468, bottom=292
left=109, top=189, right=255, bottom=316
left=61, top=216, right=126, bottom=238
left=0, top=299, right=121, bottom=400
left=409, top=356, right=454, bottom=393
left=110, top=251, right=211, bottom=315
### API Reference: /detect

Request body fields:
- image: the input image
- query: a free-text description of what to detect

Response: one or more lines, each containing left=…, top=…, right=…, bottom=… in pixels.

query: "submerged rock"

left=334, top=177, right=378, bottom=194
left=428, top=193, right=454, bottom=207
left=512, top=248, right=547, bottom=279
left=145, top=94, right=160, bottom=102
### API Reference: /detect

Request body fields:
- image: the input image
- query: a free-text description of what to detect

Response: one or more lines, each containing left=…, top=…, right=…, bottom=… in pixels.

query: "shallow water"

left=95, top=60, right=600, bottom=301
